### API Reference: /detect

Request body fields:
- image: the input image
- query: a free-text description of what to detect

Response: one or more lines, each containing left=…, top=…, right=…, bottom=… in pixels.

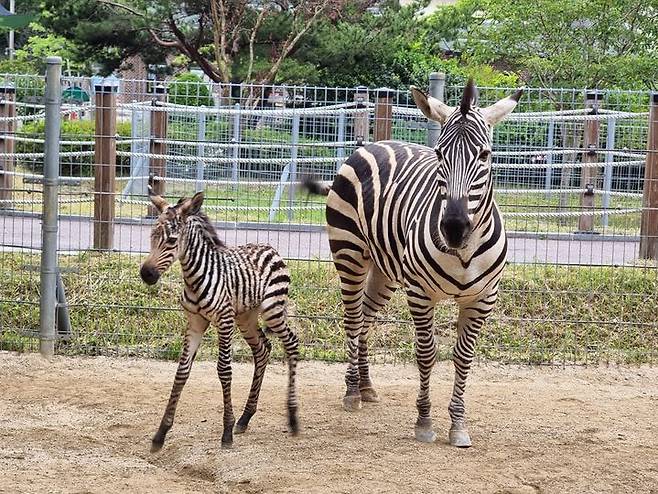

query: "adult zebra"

left=140, top=182, right=299, bottom=452
left=305, top=81, right=522, bottom=447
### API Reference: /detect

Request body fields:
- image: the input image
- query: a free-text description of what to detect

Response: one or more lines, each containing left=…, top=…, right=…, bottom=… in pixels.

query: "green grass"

left=1, top=251, right=656, bottom=364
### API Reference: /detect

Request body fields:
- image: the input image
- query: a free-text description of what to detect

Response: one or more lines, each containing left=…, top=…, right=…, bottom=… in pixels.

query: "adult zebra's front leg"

left=449, top=292, right=498, bottom=448
left=407, top=289, right=438, bottom=443
left=151, top=312, right=209, bottom=453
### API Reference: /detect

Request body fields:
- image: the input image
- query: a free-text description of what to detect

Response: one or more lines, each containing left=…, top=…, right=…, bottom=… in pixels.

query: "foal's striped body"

left=140, top=189, right=299, bottom=451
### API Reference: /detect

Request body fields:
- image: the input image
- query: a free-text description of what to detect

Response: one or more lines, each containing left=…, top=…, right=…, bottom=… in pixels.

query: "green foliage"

left=168, top=73, right=214, bottom=107
left=426, top=0, right=658, bottom=90
left=18, top=119, right=132, bottom=176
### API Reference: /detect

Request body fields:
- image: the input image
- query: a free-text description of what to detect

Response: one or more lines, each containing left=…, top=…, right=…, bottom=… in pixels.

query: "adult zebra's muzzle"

left=140, top=263, right=161, bottom=285
left=440, top=197, right=473, bottom=250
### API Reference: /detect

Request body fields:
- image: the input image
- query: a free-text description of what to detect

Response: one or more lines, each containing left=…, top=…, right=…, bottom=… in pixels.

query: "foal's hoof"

left=449, top=428, right=472, bottom=448
left=360, top=387, right=380, bottom=403
left=342, top=394, right=362, bottom=411
left=150, top=431, right=166, bottom=453
left=221, top=440, right=234, bottom=450
left=234, top=423, right=248, bottom=434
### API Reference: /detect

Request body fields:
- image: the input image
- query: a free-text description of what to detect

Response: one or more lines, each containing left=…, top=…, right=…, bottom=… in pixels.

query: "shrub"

left=168, top=73, right=214, bottom=107
left=17, top=118, right=132, bottom=177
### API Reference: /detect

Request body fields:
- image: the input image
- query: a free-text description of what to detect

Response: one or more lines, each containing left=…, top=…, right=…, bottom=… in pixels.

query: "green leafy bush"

left=17, top=118, right=132, bottom=177
left=168, top=73, right=214, bottom=107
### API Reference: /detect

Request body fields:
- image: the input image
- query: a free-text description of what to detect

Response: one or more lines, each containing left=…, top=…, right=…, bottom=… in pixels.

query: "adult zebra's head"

left=410, top=80, right=522, bottom=250
left=139, top=182, right=205, bottom=285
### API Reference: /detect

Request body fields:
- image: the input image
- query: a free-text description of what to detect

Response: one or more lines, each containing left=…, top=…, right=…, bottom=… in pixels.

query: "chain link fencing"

left=0, top=66, right=656, bottom=364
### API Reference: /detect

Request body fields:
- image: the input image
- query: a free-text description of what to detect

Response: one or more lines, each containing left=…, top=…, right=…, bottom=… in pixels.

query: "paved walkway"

left=0, top=213, right=643, bottom=266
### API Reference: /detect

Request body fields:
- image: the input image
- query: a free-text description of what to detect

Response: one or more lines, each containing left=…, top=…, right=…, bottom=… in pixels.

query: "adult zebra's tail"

left=302, top=178, right=330, bottom=196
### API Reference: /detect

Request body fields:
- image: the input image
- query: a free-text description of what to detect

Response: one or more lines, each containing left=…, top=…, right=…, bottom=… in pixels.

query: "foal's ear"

left=147, top=184, right=168, bottom=213
left=180, top=192, right=204, bottom=218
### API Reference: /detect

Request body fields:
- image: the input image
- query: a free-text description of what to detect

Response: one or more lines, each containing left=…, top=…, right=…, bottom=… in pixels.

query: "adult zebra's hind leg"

left=449, top=292, right=497, bottom=448
left=332, top=245, right=371, bottom=411
left=234, top=309, right=272, bottom=435
left=359, top=266, right=397, bottom=403
left=151, top=312, right=209, bottom=453
left=261, top=297, right=299, bottom=435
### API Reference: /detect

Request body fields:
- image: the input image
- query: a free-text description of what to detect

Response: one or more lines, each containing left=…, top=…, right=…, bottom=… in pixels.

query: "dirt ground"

left=0, top=353, right=657, bottom=494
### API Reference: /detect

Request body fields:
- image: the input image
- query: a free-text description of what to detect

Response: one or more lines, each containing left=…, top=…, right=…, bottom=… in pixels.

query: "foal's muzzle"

left=140, top=264, right=160, bottom=285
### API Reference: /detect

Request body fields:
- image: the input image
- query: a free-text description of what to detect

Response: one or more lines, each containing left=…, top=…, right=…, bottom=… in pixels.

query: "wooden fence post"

left=93, top=80, right=118, bottom=250
left=374, top=87, right=393, bottom=142
left=639, top=92, right=658, bottom=260
left=353, top=86, right=369, bottom=145
left=148, top=84, right=167, bottom=216
left=0, top=86, right=16, bottom=209
left=577, top=90, right=602, bottom=233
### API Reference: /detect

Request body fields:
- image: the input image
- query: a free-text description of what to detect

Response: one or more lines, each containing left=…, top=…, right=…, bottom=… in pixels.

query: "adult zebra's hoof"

left=233, top=423, right=248, bottom=434
left=360, top=387, right=380, bottom=403
left=414, top=417, right=436, bottom=443
left=150, top=441, right=164, bottom=453
left=342, top=394, right=362, bottom=411
left=449, top=427, right=472, bottom=448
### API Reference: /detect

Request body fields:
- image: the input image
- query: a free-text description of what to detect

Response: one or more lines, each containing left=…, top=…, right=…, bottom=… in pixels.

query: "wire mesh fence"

left=0, top=69, right=656, bottom=365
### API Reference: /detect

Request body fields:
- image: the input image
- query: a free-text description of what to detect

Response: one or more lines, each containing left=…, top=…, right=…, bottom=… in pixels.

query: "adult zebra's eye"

left=479, top=150, right=491, bottom=162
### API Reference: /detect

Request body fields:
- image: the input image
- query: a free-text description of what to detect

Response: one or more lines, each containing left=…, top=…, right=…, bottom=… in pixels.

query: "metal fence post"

left=0, top=85, right=16, bottom=209
left=374, top=87, right=394, bottom=142
left=577, top=90, right=601, bottom=233
left=601, top=117, right=616, bottom=228
left=544, top=120, right=555, bottom=198
left=231, top=103, right=241, bottom=188
left=93, top=78, right=118, bottom=250
left=148, top=84, right=167, bottom=216
left=287, top=113, right=300, bottom=221
left=196, top=108, right=206, bottom=192
left=40, top=56, right=62, bottom=357
left=336, top=109, right=346, bottom=171
left=427, top=72, right=445, bottom=148
left=639, top=92, right=658, bottom=260
left=353, top=86, right=369, bottom=145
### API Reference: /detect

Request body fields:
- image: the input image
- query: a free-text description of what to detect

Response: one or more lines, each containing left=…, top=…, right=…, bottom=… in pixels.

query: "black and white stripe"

left=140, top=186, right=299, bottom=452
left=306, top=81, right=521, bottom=447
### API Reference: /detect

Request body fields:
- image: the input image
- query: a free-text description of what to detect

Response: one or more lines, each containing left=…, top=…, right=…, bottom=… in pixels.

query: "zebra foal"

left=305, top=80, right=521, bottom=447
left=140, top=183, right=299, bottom=452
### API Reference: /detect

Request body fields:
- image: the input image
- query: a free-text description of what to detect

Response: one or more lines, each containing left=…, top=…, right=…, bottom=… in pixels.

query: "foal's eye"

left=165, top=237, right=177, bottom=245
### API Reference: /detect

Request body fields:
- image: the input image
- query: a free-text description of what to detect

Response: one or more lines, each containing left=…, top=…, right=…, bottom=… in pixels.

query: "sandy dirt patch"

left=0, top=353, right=656, bottom=494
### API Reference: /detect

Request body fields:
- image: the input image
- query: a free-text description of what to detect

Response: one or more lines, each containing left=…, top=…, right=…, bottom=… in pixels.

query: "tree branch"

left=246, top=6, right=269, bottom=83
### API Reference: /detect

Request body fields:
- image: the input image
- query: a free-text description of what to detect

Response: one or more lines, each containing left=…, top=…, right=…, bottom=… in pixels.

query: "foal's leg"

left=216, top=313, right=237, bottom=449
left=151, top=312, right=209, bottom=453
left=449, top=291, right=497, bottom=448
left=406, top=288, right=437, bottom=443
left=359, top=266, right=397, bottom=402
left=262, top=299, right=299, bottom=435
left=234, top=309, right=272, bottom=434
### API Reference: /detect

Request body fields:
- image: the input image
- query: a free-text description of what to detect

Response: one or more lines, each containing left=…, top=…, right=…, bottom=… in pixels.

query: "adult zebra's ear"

left=180, top=191, right=204, bottom=218
left=410, top=85, right=455, bottom=124
left=481, top=88, right=524, bottom=126
left=147, top=184, right=168, bottom=213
